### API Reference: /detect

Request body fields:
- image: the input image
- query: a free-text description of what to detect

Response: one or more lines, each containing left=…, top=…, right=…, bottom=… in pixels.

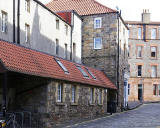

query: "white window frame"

left=64, top=43, right=67, bottom=59
left=151, top=46, right=157, bottom=58
left=94, top=17, right=102, bottom=29
left=151, top=65, right=157, bottom=78
left=71, top=86, right=76, bottom=103
left=56, top=19, right=59, bottom=29
left=138, top=28, right=142, bottom=39
left=151, top=28, right=157, bottom=39
left=137, top=46, right=142, bottom=58
left=98, top=89, right=102, bottom=104
left=57, top=84, right=63, bottom=102
left=25, top=0, right=30, bottom=13
left=56, top=39, right=59, bottom=55
left=25, top=24, right=30, bottom=43
left=90, top=88, right=94, bottom=104
left=1, top=11, right=7, bottom=33
left=94, top=37, right=102, bottom=49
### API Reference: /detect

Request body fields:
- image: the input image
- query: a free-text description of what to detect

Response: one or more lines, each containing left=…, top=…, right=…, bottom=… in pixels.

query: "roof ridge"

left=93, top=0, right=117, bottom=12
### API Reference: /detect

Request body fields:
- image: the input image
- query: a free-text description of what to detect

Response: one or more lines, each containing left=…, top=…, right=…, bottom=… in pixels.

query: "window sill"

left=56, top=102, right=65, bottom=106
left=98, top=104, right=103, bottom=106
left=89, top=103, right=95, bottom=106
left=136, top=57, right=143, bottom=59
left=150, top=57, right=157, bottom=60
left=71, top=103, right=78, bottom=106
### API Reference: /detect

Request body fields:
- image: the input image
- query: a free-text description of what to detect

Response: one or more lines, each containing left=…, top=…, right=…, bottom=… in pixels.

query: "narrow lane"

left=69, top=103, right=160, bottom=128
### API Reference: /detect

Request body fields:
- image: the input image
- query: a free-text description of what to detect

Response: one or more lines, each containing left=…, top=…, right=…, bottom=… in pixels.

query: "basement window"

left=86, top=68, right=96, bottom=79
left=55, top=58, right=69, bottom=73
left=76, top=65, right=89, bottom=78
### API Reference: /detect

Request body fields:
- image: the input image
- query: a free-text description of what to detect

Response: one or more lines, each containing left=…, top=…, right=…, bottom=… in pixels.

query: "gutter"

left=117, top=12, right=120, bottom=106
left=70, top=11, right=74, bottom=61
left=17, top=0, right=20, bottom=44
left=13, top=0, right=15, bottom=43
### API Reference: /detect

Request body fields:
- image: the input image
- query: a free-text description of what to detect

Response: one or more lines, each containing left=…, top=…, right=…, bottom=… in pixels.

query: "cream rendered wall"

left=0, top=0, right=13, bottom=42
left=72, top=13, right=82, bottom=63
left=0, top=0, right=83, bottom=63
left=20, top=0, right=71, bottom=59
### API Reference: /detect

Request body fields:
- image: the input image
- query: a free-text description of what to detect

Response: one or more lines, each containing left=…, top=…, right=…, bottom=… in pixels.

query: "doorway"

left=138, top=84, right=143, bottom=101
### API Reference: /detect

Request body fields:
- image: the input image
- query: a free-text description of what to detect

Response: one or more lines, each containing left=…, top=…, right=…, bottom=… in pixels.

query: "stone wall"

left=15, top=80, right=108, bottom=127
left=128, top=21, right=160, bottom=102
left=82, top=13, right=129, bottom=109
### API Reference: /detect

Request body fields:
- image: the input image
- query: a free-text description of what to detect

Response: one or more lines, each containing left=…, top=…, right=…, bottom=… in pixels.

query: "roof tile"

left=46, top=0, right=117, bottom=16
left=0, top=40, right=116, bottom=89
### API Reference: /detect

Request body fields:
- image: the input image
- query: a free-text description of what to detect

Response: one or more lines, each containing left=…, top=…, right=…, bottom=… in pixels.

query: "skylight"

left=76, top=65, right=89, bottom=77
left=55, top=58, right=69, bottom=73
left=86, top=68, right=96, bottom=79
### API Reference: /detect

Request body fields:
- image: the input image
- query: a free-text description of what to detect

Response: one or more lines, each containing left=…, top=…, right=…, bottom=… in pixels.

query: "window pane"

left=56, top=19, right=59, bottom=29
left=86, top=68, right=96, bottom=79
left=25, top=24, right=30, bottom=43
left=55, top=59, right=69, bottom=73
left=151, top=66, right=157, bottom=77
left=94, top=18, right=101, bottom=28
left=1, top=12, right=7, bottom=33
left=151, top=29, right=156, bottom=39
left=76, top=66, right=89, bottom=77
left=151, top=46, right=156, bottom=57
left=94, top=38, right=102, bottom=49
left=153, top=84, right=157, bottom=95
left=65, top=44, right=67, bottom=59
left=72, top=86, right=76, bottom=103
left=138, top=28, right=142, bottom=39
left=138, top=65, right=142, bottom=76
left=58, top=84, right=62, bottom=102
left=90, top=88, right=94, bottom=104
left=128, top=84, right=130, bottom=95
left=99, top=89, right=102, bottom=104
left=56, top=39, right=59, bottom=55
left=137, top=46, right=142, bottom=57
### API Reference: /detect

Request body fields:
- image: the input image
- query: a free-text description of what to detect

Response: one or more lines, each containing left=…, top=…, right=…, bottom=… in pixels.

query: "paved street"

left=67, top=103, right=160, bottom=128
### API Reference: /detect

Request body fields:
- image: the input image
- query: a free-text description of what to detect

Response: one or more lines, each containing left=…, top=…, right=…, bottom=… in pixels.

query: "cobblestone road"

left=67, top=103, right=160, bottom=128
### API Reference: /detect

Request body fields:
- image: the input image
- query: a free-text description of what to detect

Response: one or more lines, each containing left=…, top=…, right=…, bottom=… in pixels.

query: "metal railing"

left=0, top=111, right=31, bottom=128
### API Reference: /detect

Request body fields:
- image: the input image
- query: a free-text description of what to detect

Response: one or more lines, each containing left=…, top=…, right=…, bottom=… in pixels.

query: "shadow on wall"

left=0, top=3, right=81, bottom=64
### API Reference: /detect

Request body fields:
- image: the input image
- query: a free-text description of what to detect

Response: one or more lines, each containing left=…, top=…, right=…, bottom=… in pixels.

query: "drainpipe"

left=13, top=0, right=15, bottom=43
left=117, top=12, right=120, bottom=106
left=2, top=72, right=7, bottom=118
left=70, top=11, right=74, bottom=61
left=17, top=0, right=20, bottom=44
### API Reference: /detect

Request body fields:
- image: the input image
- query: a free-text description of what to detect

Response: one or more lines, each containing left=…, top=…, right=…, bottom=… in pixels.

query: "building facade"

left=0, top=0, right=82, bottom=63
left=0, top=40, right=116, bottom=127
left=126, top=10, right=160, bottom=102
left=47, top=0, right=129, bottom=110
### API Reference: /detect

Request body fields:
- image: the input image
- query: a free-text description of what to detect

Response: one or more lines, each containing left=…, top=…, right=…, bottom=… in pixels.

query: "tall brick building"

left=47, top=0, right=129, bottom=110
left=126, top=10, right=160, bottom=102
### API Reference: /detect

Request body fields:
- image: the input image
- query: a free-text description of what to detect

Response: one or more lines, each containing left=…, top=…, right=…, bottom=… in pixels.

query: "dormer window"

left=86, top=68, right=96, bottom=79
left=55, top=58, right=69, bottom=73
left=76, top=65, right=89, bottom=77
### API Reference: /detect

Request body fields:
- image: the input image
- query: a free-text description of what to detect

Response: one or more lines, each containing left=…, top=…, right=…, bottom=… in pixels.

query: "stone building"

left=47, top=0, right=129, bottom=110
left=0, top=0, right=82, bottom=63
left=126, top=10, right=160, bottom=102
left=0, top=40, right=116, bottom=127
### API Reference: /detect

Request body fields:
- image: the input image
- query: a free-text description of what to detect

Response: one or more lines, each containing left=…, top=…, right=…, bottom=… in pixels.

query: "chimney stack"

left=142, top=9, right=150, bottom=23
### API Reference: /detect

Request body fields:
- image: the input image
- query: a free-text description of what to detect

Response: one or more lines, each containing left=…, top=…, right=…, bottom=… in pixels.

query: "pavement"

left=128, top=101, right=143, bottom=110
left=63, top=103, right=160, bottom=128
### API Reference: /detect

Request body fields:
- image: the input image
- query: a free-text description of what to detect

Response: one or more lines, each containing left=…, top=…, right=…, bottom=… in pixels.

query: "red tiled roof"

left=0, top=40, right=116, bottom=89
left=46, top=0, right=117, bottom=16
left=56, top=11, right=72, bottom=24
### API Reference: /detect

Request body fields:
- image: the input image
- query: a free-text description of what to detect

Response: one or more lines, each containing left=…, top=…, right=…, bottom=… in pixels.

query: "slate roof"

left=0, top=40, right=116, bottom=89
left=46, top=0, right=117, bottom=16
